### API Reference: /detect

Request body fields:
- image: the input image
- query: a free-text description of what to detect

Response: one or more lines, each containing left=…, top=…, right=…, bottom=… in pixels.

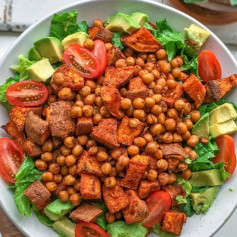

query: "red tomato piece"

left=142, top=191, right=171, bottom=228
left=92, top=40, right=108, bottom=78
left=212, top=135, right=237, bottom=175
left=63, top=44, right=100, bottom=78
left=0, top=137, right=24, bottom=183
left=6, top=80, right=48, bottom=107
left=198, top=50, right=222, bottom=83
left=75, top=222, right=109, bottom=237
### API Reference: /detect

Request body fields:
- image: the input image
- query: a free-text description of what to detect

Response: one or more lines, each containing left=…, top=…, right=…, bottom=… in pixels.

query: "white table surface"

left=0, top=30, right=237, bottom=237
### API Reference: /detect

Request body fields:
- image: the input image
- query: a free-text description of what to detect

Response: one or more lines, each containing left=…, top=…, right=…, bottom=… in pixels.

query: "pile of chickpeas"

left=35, top=19, right=204, bottom=224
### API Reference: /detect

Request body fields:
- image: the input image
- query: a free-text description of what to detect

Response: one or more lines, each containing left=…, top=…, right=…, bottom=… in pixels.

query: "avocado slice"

left=210, top=103, right=237, bottom=125
left=44, top=199, right=74, bottom=221
left=130, top=12, right=149, bottom=26
left=192, top=113, right=209, bottom=139
left=62, top=32, right=89, bottom=49
left=190, top=186, right=219, bottom=214
left=210, top=119, right=237, bottom=138
left=105, top=12, right=140, bottom=35
left=27, top=58, right=55, bottom=82
left=28, top=47, right=41, bottom=61
left=34, top=37, right=64, bottom=64
left=53, top=217, right=76, bottom=237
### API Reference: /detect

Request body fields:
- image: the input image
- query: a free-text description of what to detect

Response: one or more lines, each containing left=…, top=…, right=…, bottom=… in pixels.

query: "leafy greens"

left=92, top=202, right=107, bottom=230
left=152, top=222, right=176, bottom=237
left=32, top=205, right=54, bottom=227
left=112, top=32, right=124, bottom=50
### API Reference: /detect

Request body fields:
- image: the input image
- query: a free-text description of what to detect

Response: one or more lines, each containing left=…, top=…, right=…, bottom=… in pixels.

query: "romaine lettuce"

left=152, top=222, right=176, bottom=237
left=76, top=21, right=89, bottom=33
left=32, top=205, right=54, bottom=227
left=112, top=32, right=124, bottom=50
left=92, top=202, right=107, bottom=230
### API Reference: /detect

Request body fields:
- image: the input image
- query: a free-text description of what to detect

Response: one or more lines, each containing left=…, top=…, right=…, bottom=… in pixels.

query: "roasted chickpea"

left=147, top=169, right=158, bottom=181
left=46, top=182, right=57, bottom=192
left=86, top=139, right=97, bottom=149
left=184, top=118, right=193, bottom=130
left=152, top=94, right=162, bottom=104
left=143, top=133, right=153, bottom=143
left=151, top=104, right=162, bottom=115
left=104, top=177, right=117, bottom=188
left=158, top=172, right=170, bottom=186
left=124, top=47, right=134, bottom=57
left=75, top=100, right=84, bottom=107
left=64, top=137, right=76, bottom=149
left=105, top=212, right=116, bottom=224
left=93, top=113, right=102, bottom=124
left=173, top=132, right=183, bottom=143
left=85, top=80, right=96, bottom=91
left=147, top=114, right=157, bottom=124
left=145, top=97, right=155, bottom=107
left=57, top=155, right=65, bottom=166
left=93, top=19, right=103, bottom=26
left=172, top=67, right=181, bottom=78
left=187, top=135, right=199, bottom=147
left=133, top=137, right=146, bottom=148
left=146, top=142, right=158, bottom=154
left=150, top=124, right=163, bottom=136
left=58, top=88, right=75, bottom=100
left=42, top=171, right=54, bottom=182
left=100, top=106, right=111, bottom=117
left=167, top=109, right=178, bottom=119
left=84, top=94, right=95, bottom=105
left=41, top=152, right=53, bottom=162
left=126, top=56, right=135, bottom=66
left=126, top=106, right=134, bottom=117
left=72, top=144, right=83, bottom=157
left=65, top=155, right=77, bottom=167
left=54, top=174, right=63, bottom=183
left=141, top=72, right=154, bottom=84
left=95, top=96, right=103, bottom=107
left=174, top=99, right=186, bottom=111
left=136, top=57, right=145, bottom=67
left=162, top=132, right=173, bottom=143
left=77, top=135, right=88, bottom=146
left=116, top=58, right=127, bottom=68
left=73, top=180, right=80, bottom=191
left=184, top=146, right=192, bottom=155
left=157, top=113, right=166, bottom=124
left=183, top=103, right=191, bottom=115
left=97, top=151, right=108, bottom=161
left=157, top=159, right=168, bottom=171
left=117, top=155, right=130, bottom=167
left=64, top=174, right=76, bottom=186
left=69, top=193, right=81, bottom=206
left=116, top=162, right=124, bottom=172
left=189, top=150, right=198, bottom=161
left=154, top=150, right=163, bottom=159
left=67, top=186, right=77, bottom=195
left=115, top=212, right=122, bottom=220
left=42, top=140, right=53, bottom=152
left=133, top=98, right=145, bottom=109
left=156, top=49, right=166, bottom=60
left=87, top=146, right=98, bottom=156
left=133, top=109, right=146, bottom=122
left=190, top=111, right=201, bottom=122
left=61, top=165, right=69, bottom=176
left=160, top=62, right=171, bottom=73
left=80, top=86, right=91, bottom=97
left=200, top=138, right=209, bottom=144
left=60, top=145, right=71, bottom=156
left=182, top=131, right=191, bottom=140
left=153, top=84, right=163, bottom=94
left=83, top=39, right=94, bottom=50
left=101, top=162, right=112, bottom=175
left=82, top=105, right=93, bottom=117
left=49, top=163, right=61, bottom=174
left=119, top=87, right=128, bottom=97
left=178, top=162, right=189, bottom=171
left=178, top=72, right=187, bottom=82
left=59, top=190, right=69, bottom=202
left=164, top=118, right=176, bottom=131
left=120, top=98, right=131, bottom=110
left=176, top=122, right=188, bottom=135
left=127, top=145, right=139, bottom=156
left=35, top=159, right=47, bottom=171
left=168, top=173, right=177, bottom=184
left=128, top=118, right=140, bottom=128
left=166, top=79, right=177, bottom=89
left=181, top=169, right=192, bottom=179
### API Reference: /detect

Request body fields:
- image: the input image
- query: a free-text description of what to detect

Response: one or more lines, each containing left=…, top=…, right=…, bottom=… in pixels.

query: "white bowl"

left=0, top=0, right=237, bottom=236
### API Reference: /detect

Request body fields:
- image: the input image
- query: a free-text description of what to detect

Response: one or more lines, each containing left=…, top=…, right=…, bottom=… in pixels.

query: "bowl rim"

left=0, top=0, right=237, bottom=236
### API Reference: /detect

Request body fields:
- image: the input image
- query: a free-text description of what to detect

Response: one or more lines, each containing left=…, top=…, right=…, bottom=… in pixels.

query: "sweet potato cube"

left=76, top=117, right=93, bottom=135
left=103, top=66, right=134, bottom=88
left=121, top=27, right=161, bottom=52
left=80, top=174, right=101, bottom=200
left=101, top=85, right=122, bottom=118
left=91, top=118, right=119, bottom=149
left=23, top=140, right=42, bottom=158
left=208, top=74, right=237, bottom=101
left=89, top=26, right=113, bottom=43
left=77, top=151, right=102, bottom=177
left=107, top=46, right=125, bottom=66
left=161, top=210, right=187, bottom=235
left=138, top=180, right=160, bottom=199
left=103, top=183, right=129, bottom=214
left=118, top=116, right=144, bottom=145
left=162, top=83, right=183, bottom=107
left=183, top=74, right=206, bottom=108
left=121, top=155, right=149, bottom=189
left=127, top=76, right=149, bottom=101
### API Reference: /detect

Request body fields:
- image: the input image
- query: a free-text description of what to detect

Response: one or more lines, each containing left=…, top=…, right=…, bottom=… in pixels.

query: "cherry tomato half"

left=212, top=135, right=237, bottom=175
left=142, top=191, right=171, bottom=228
left=63, top=44, right=100, bottom=78
left=198, top=50, right=222, bottom=83
left=6, top=80, right=48, bottom=107
left=75, top=222, right=109, bottom=237
left=0, top=137, right=24, bottom=183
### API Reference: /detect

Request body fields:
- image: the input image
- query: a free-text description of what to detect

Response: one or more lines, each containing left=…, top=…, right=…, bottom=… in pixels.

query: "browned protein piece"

left=77, top=151, right=102, bottom=177
left=76, top=117, right=93, bottom=136
left=80, top=173, right=101, bottom=200
left=25, top=111, right=50, bottom=145
left=46, top=101, right=76, bottom=139
left=118, top=116, right=144, bottom=145
left=121, top=155, right=150, bottom=189
left=9, top=106, right=42, bottom=132
left=127, top=76, right=149, bottom=101
left=103, top=66, right=134, bottom=88
left=89, top=26, right=113, bottom=43
left=69, top=203, right=103, bottom=223
left=23, top=180, right=51, bottom=210
left=103, top=183, right=129, bottom=214
left=51, top=65, right=84, bottom=93
left=123, top=190, right=148, bottom=224
left=161, top=210, right=187, bottom=235
left=138, top=180, right=161, bottom=199
left=23, top=140, right=43, bottom=158
left=207, top=74, right=237, bottom=101
left=91, top=118, right=119, bottom=149
left=162, top=184, right=186, bottom=207
left=203, top=84, right=214, bottom=104
left=167, top=158, right=180, bottom=173
left=107, top=46, right=125, bottom=66
left=162, top=83, right=183, bottom=107
left=101, top=85, right=122, bottom=118
left=121, top=27, right=161, bottom=52
left=52, top=136, right=63, bottom=149
left=159, top=143, right=186, bottom=159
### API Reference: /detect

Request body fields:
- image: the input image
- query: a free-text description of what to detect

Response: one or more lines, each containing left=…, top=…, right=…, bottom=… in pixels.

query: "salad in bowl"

left=0, top=9, right=237, bottom=237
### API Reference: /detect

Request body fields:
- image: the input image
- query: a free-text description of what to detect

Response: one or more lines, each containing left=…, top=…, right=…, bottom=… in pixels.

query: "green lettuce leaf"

left=92, top=202, right=107, bottom=230
left=112, top=32, right=124, bottom=50
left=180, top=56, right=198, bottom=76
left=176, top=176, right=192, bottom=196
left=178, top=196, right=194, bottom=217
left=107, top=221, right=147, bottom=237
left=184, top=0, right=207, bottom=3
left=191, top=186, right=209, bottom=193
left=231, top=0, right=237, bottom=6
left=32, top=205, right=54, bottom=227
left=76, top=21, right=89, bottom=33
left=152, top=222, right=176, bottom=237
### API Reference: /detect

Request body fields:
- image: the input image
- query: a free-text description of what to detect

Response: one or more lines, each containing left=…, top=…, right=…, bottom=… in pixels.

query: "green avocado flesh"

left=192, top=113, right=209, bottom=139
left=53, top=217, right=76, bottom=237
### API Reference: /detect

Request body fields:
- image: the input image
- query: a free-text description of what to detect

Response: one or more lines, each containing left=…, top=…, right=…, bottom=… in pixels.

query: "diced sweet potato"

left=77, top=151, right=102, bottom=177
left=89, top=26, right=113, bottom=43
left=127, top=76, right=149, bottom=101
left=24, top=180, right=51, bottom=210
left=167, top=158, right=180, bottom=173
left=107, top=46, right=125, bottom=66
left=123, top=190, right=148, bottom=224
left=52, top=136, right=62, bottom=149
left=25, top=111, right=50, bottom=145
left=121, top=27, right=161, bottom=52
left=162, top=83, right=183, bottom=107
left=46, top=101, right=75, bottom=139
left=138, top=180, right=160, bottom=199
left=76, top=117, right=93, bottom=136
left=161, top=210, right=187, bottom=235
left=118, top=116, right=144, bottom=145
left=101, top=85, right=122, bottom=118
left=103, top=183, right=129, bottom=214
left=23, top=140, right=42, bottom=158
left=208, top=74, right=237, bottom=101
left=69, top=203, right=103, bottom=223
left=91, top=118, right=119, bottom=149
left=103, top=66, right=134, bottom=88
left=80, top=174, right=101, bottom=200
left=121, top=155, right=149, bottom=189
left=183, top=74, right=206, bottom=108
left=2, top=120, right=25, bottom=145
left=51, top=65, right=84, bottom=93
left=162, top=184, right=186, bottom=207
left=159, top=143, right=186, bottom=159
